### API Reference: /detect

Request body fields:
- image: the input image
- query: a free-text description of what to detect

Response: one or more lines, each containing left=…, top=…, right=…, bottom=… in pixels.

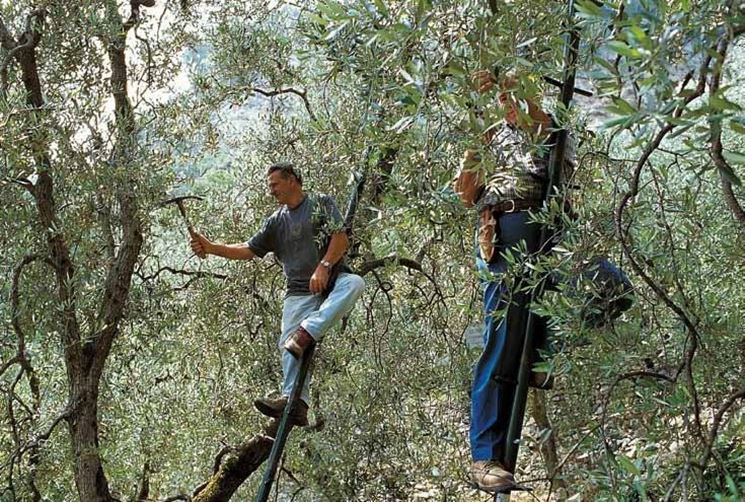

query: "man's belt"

left=487, top=199, right=543, bottom=215
left=478, top=199, right=543, bottom=263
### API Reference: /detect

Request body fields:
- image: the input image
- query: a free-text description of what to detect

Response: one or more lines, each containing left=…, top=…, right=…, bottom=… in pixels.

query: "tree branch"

left=708, top=23, right=745, bottom=228
left=612, top=49, right=713, bottom=448
left=356, top=254, right=424, bottom=277
left=600, top=370, right=675, bottom=468
left=137, top=266, right=228, bottom=282
left=191, top=421, right=279, bottom=502
left=19, top=407, right=73, bottom=456
left=10, top=254, right=51, bottom=409
left=135, top=461, right=150, bottom=502
left=252, top=86, right=318, bottom=122
left=90, top=0, right=144, bottom=382
left=27, top=171, right=84, bottom=375
left=161, top=495, right=190, bottom=502
left=698, top=387, right=745, bottom=473
left=0, top=15, right=17, bottom=50
left=0, top=355, right=21, bottom=379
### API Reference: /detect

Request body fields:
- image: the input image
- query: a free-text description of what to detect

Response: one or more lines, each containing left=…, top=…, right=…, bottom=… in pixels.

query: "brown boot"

left=470, top=460, right=514, bottom=492
left=283, top=326, right=315, bottom=359
left=253, top=395, right=309, bottom=427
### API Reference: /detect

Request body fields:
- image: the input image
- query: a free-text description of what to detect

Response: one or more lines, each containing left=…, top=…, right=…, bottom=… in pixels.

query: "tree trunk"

left=6, top=6, right=144, bottom=501
left=68, top=385, right=113, bottom=502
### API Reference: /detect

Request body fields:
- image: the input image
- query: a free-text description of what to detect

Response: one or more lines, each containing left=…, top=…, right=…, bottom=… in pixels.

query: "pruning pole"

left=498, top=0, right=580, bottom=499
left=255, top=346, right=315, bottom=502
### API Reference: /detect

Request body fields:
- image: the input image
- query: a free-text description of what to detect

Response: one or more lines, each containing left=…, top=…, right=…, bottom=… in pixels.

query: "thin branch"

left=11, top=255, right=45, bottom=351
left=0, top=355, right=21, bottom=379
left=600, top=370, right=675, bottom=466
left=698, top=387, right=745, bottom=473
left=20, top=407, right=73, bottom=455
left=356, top=254, right=424, bottom=277
left=137, top=266, right=228, bottom=282
left=252, top=86, right=317, bottom=121
left=612, top=48, right=713, bottom=448
left=708, top=23, right=745, bottom=228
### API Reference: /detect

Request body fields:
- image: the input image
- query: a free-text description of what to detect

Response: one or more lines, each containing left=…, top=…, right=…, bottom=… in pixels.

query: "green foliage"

left=1, top=0, right=744, bottom=500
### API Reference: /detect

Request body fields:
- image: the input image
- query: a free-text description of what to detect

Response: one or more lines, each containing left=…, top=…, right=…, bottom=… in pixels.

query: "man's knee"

left=346, top=274, right=365, bottom=297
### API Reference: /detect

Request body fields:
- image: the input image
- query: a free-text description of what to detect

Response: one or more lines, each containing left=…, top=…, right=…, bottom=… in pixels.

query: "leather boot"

left=254, top=395, right=309, bottom=427
left=283, top=326, right=315, bottom=359
left=470, top=460, right=514, bottom=492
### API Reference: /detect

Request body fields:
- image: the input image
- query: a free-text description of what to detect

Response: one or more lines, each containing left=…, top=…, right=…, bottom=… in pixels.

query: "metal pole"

left=501, top=0, right=580, bottom=491
left=255, top=346, right=315, bottom=502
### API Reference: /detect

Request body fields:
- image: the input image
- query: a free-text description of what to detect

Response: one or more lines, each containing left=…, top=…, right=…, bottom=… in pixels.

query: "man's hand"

left=190, top=232, right=212, bottom=259
left=309, top=264, right=330, bottom=294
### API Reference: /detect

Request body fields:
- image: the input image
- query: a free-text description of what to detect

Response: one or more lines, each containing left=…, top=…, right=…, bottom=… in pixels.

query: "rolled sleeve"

left=246, top=216, right=275, bottom=258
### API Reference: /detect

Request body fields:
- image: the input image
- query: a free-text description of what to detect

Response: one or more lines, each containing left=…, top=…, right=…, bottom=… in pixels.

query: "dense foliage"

left=1, top=0, right=743, bottom=500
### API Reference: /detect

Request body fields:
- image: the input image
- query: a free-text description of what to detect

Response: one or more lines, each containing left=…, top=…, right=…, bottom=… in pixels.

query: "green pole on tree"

left=255, top=346, right=315, bottom=502
left=499, top=0, right=580, bottom=498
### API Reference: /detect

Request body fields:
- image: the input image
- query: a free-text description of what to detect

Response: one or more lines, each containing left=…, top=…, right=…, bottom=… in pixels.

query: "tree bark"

left=192, top=421, right=280, bottom=502
left=6, top=4, right=144, bottom=500
left=68, top=392, right=112, bottom=501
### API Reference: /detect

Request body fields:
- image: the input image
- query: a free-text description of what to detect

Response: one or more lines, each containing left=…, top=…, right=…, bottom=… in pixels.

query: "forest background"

left=1, top=0, right=743, bottom=500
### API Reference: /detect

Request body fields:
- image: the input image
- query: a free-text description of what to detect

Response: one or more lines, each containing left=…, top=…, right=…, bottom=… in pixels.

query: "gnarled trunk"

left=68, top=384, right=113, bottom=502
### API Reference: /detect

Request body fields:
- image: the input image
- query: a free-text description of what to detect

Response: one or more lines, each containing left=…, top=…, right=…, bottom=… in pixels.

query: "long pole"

left=499, top=0, right=579, bottom=498
left=255, top=346, right=315, bottom=502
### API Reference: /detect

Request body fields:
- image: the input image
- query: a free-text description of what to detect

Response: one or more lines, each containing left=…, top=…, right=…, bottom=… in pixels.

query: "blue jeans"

left=280, top=273, right=365, bottom=403
left=470, top=211, right=546, bottom=462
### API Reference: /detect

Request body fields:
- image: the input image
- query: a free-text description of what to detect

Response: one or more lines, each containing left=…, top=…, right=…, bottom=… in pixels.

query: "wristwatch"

left=320, top=259, right=332, bottom=269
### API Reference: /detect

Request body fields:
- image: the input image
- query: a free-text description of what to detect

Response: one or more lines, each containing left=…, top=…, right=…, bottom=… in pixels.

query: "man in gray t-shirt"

left=247, top=192, right=351, bottom=296
left=190, top=162, right=365, bottom=426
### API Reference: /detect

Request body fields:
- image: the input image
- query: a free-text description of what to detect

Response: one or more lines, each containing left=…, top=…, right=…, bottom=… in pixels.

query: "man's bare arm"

left=309, top=232, right=349, bottom=294
left=322, top=232, right=349, bottom=265
left=190, top=232, right=256, bottom=260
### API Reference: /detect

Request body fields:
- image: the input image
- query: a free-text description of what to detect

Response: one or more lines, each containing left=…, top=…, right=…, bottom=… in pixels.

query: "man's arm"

left=190, top=232, right=256, bottom=260
left=453, top=149, right=485, bottom=208
left=309, top=232, right=348, bottom=294
left=321, top=231, right=348, bottom=266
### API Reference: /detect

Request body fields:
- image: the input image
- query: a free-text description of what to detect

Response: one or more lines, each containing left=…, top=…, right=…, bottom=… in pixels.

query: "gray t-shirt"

left=247, top=194, right=347, bottom=296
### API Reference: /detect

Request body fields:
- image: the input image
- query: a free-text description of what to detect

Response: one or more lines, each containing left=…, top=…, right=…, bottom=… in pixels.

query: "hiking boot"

left=254, top=395, right=309, bottom=427
left=470, top=460, right=515, bottom=492
left=529, top=371, right=554, bottom=390
left=283, top=326, right=315, bottom=359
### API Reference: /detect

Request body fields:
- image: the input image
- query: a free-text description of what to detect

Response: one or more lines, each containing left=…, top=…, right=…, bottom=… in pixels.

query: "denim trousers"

left=470, top=211, right=547, bottom=462
left=280, top=273, right=365, bottom=403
